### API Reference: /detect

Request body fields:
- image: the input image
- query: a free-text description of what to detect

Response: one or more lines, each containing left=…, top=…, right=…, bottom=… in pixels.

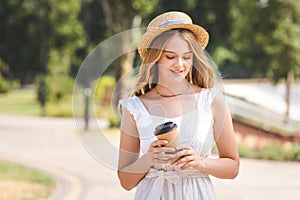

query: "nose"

left=175, top=57, right=184, bottom=69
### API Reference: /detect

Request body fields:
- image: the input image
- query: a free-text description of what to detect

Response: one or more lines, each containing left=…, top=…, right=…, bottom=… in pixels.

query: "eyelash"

left=166, top=55, right=192, bottom=60
left=166, top=55, right=174, bottom=59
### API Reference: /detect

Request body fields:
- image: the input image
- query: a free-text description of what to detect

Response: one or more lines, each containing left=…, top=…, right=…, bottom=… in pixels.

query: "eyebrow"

left=163, top=50, right=193, bottom=54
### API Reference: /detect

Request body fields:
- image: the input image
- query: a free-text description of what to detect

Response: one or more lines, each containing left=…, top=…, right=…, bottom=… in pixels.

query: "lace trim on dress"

left=119, top=96, right=153, bottom=128
left=197, top=88, right=222, bottom=110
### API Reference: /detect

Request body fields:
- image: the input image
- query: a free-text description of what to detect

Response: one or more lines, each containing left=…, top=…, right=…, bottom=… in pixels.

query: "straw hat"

left=138, top=11, right=209, bottom=59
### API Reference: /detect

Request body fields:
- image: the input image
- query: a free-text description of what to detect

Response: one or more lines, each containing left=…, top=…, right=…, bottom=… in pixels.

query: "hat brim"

left=138, top=24, right=209, bottom=59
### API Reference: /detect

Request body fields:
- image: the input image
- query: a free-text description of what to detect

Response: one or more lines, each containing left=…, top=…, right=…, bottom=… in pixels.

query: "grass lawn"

left=0, top=160, right=55, bottom=200
left=0, top=89, right=41, bottom=116
left=0, top=88, right=115, bottom=118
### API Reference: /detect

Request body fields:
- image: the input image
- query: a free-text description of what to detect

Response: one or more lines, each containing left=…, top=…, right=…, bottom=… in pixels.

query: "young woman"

left=118, top=11, right=239, bottom=199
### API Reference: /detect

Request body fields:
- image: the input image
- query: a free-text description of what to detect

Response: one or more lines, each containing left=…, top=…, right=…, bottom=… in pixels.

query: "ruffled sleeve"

left=119, top=96, right=152, bottom=128
left=198, top=88, right=223, bottom=110
left=208, top=88, right=223, bottom=106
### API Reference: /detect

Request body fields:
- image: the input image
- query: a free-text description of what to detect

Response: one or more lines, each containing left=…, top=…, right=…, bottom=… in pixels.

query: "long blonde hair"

left=134, top=29, right=216, bottom=96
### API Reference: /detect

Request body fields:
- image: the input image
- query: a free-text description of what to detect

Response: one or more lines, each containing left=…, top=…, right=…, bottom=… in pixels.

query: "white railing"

left=226, top=93, right=300, bottom=137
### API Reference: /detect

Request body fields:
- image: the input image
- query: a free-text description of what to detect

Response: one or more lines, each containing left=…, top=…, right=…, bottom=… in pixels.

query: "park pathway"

left=0, top=114, right=135, bottom=200
left=0, top=114, right=299, bottom=200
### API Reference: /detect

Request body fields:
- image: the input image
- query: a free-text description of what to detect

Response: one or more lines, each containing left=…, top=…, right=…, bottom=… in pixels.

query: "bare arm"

left=202, top=94, right=240, bottom=179
left=117, top=107, right=175, bottom=190
left=174, top=93, right=240, bottom=179
left=117, top=107, right=150, bottom=190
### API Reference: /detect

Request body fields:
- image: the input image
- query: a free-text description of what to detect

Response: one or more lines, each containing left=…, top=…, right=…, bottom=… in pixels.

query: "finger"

left=175, top=149, right=194, bottom=158
left=152, top=146, right=174, bottom=154
left=152, top=140, right=168, bottom=147
left=153, top=155, right=172, bottom=165
left=153, top=152, right=176, bottom=160
left=174, top=155, right=194, bottom=165
left=180, top=162, right=193, bottom=170
left=155, top=158, right=170, bottom=165
left=179, top=158, right=199, bottom=170
left=160, top=147, right=176, bottom=153
left=175, top=144, right=191, bottom=151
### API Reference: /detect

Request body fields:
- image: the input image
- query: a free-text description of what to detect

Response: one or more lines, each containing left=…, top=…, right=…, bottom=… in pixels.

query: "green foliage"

left=0, top=160, right=54, bottom=185
left=94, top=75, right=116, bottom=105
left=228, top=0, right=300, bottom=80
left=2, top=0, right=300, bottom=86
left=35, top=49, right=74, bottom=117
left=239, top=143, right=300, bottom=162
left=238, top=143, right=256, bottom=159
left=0, top=88, right=41, bottom=116
left=228, top=0, right=270, bottom=77
left=0, top=75, right=10, bottom=93
left=109, top=116, right=120, bottom=128
left=0, top=0, right=84, bottom=84
left=35, top=49, right=74, bottom=116
left=212, top=46, right=238, bottom=67
left=258, top=144, right=287, bottom=161
left=131, top=0, right=159, bottom=16
left=45, top=100, right=73, bottom=117
left=0, top=59, right=11, bottom=93
left=44, top=74, right=73, bottom=117
left=36, top=75, right=48, bottom=107
left=289, top=144, right=300, bottom=161
left=46, top=50, right=75, bottom=103
left=264, top=0, right=300, bottom=82
left=93, top=76, right=119, bottom=126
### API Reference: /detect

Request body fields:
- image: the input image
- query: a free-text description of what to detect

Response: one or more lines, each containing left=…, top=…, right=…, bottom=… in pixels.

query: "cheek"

left=187, top=58, right=193, bottom=66
left=158, top=65, right=170, bottom=74
left=158, top=58, right=172, bottom=66
left=184, top=61, right=192, bottom=70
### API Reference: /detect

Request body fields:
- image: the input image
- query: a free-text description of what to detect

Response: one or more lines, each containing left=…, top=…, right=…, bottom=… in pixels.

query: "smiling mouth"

left=170, top=69, right=184, bottom=75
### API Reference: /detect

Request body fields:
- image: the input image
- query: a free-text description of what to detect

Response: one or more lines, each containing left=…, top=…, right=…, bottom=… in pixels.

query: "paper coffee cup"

left=154, top=122, right=181, bottom=164
left=154, top=121, right=181, bottom=148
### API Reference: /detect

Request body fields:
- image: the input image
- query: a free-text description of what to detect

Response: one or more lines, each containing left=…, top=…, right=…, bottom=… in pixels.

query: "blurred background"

left=0, top=0, right=300, bottom=200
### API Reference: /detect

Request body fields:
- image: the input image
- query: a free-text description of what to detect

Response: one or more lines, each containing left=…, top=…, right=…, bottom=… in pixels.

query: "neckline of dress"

left=150, top=108, right=198, bottom=120
left=135, top=88, right=207, bottom=120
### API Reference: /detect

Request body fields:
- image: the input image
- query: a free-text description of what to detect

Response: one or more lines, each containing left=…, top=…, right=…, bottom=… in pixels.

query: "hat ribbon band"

left=159, top=19, right=189, bottom=27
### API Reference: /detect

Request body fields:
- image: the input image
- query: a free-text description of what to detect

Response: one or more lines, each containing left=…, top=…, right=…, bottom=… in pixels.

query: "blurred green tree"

left=0, top=0, right=84, bottom=84
left=228, top=0, right=270, bottom=78
left=264, top=0, right=300, bottom=117
left=35, top=0, right=84, bottom=113
left=229, top=0, right=300, bottom=117
left=0, top=0, right=41, bottom=84
left=98, top=0, right=160, bottom=103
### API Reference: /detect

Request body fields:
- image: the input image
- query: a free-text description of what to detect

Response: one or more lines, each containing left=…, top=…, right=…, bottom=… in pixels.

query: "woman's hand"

left=146, top=140, right=177, bottom=165
left=174, top=144, right=205, bottom=171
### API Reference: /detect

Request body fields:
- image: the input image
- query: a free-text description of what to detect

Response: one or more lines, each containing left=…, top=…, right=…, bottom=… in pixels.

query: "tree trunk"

left=100, top=1, right=142, bottom=107
left=100, top=0, right=114, bottom=33
left=119, top=15, right=142, bottom=98
left=38, top=4, right=48, bottom=75
left=285, top=70, right=294, bottom=119
left=81, top=0, right=92, bottom=129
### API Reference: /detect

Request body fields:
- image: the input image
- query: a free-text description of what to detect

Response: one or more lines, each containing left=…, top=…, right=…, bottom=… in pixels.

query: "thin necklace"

left=155, top=83, right=190, bottom=98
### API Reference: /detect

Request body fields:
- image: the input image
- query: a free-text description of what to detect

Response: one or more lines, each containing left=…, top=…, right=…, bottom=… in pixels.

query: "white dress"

left=119, top=88, right=219, bottom=200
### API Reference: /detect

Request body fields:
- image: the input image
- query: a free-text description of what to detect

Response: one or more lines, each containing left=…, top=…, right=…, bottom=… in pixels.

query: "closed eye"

left=166, top=55, right=175, bottom=59
left=183, top=56, right=192, bottom=60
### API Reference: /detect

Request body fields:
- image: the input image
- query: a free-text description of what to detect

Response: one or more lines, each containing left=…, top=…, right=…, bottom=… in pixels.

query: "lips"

left=170, top=69, right=184, bottom=75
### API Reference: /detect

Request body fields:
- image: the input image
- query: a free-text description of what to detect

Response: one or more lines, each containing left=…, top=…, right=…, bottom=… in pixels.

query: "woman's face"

left=157, top=33, right=193, bottom=83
